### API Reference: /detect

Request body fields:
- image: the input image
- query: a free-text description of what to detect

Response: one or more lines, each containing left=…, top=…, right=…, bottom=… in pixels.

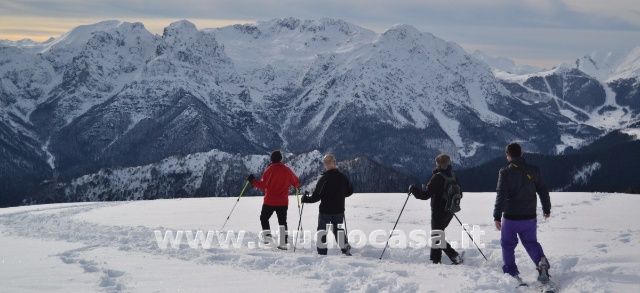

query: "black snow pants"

left=430, top=211, right=459, bottom=263
left=260, top=204, right=288, bottom=243
left=316, top=213, right=350, bottom=255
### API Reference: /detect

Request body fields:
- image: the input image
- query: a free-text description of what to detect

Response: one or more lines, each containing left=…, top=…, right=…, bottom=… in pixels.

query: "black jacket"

left=302, top=169, right=353, bottom=214
left=493, top=157, right=551, bottom=221
left=413, top=166, right=453, bottom=213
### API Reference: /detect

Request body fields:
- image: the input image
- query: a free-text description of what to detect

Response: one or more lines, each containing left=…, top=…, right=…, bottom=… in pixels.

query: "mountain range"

left=1, top=17, right=639, bottom=207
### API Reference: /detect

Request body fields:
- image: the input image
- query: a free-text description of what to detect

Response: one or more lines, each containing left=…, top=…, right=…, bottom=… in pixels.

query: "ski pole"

left=454, top=214, right=488, bottom=261
left=343, top=214, right=348, bottom=234
left=341, top=214, right=350, bottom=251
left=293, top=191, right=307, bottom=252
left=379, top=192, right=411, bottom=260
left=295, top=188, right=301, bottom=217
left=220, top=180, right=250, bottom=231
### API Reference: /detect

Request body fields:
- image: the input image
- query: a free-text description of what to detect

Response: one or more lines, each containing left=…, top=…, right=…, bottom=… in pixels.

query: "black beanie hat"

left=506, top=143, right=522, bottom=158
left=270, top=150, right=283, bottom=163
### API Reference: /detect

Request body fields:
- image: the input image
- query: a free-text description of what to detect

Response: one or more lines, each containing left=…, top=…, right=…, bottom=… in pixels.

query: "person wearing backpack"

left=493, top=143, right=552, bottom=286
left=409, top=154, right=463, bottom=265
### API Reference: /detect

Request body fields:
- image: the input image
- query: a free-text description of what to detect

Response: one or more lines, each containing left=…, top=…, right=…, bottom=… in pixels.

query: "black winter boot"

left=537, top=256, right=551, bottom=284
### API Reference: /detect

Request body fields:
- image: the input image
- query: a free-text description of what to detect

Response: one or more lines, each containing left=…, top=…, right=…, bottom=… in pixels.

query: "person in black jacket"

left=301, top=154, right=353, bottom=256
left=493, top=143, right=552, bottom=283
left=409, top=154, right=463, bottom=264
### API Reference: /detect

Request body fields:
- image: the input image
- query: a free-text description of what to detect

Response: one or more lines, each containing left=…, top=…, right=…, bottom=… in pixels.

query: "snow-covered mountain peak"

left=132, top=20, right=242, bottom=114
left=304, top=18, right=364, bottom=35
left=226, top=17, right=375, bottom=40
left=156, top=20, right=229, bottom=68
left=41, top=19, right=156, bottom=74
left=575, top=46, right=640, bottom=81
left=212, top=17, right=376, bottom=71
left=43, top=20, right=155, bottom=69
left=159, top=20, right=217, bottom=57
left=209, top=17, right=378, bottom=101
left=380, top=24, right=424, bottom=42
left=283, top=21, right=516, bottom=159
left=261, top=17, right=302, bottom=31
left=497, top=62, right=581, bottom=83
left=24, top=20, right=158, bottom=132
left=549, top=62, right=579, bottom=75
left=0, top=37, right=54, bottom=49
left=45, top=20, right=127, bottom=51
left=0, top=46, right=56, bottom=120
left=373, top=25, right=452, bottom=60
left=163, top=20, right=199, bottom=37
left=253, top=17, right=365, bottom=36
left=612, top=46, right=640, bottom=80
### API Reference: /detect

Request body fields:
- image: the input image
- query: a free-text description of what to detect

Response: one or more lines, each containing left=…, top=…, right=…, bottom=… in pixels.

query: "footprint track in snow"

left=57, top=245, right=127, bottom=292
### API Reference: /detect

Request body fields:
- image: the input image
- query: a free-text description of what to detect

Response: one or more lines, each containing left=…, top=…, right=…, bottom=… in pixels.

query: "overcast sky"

left=1, top=0, right=639, bottom=68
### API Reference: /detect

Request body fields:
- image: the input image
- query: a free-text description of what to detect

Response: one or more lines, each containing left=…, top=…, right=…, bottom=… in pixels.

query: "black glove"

left=408, top=184, right=421, bottom=196
left=301, top=191, right=310, bottom=203
left=246, top=174, right=256, bottom=183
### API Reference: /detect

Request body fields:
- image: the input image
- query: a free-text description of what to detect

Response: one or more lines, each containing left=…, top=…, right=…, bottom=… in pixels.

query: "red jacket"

left=252, top=162, right=300, bottom=206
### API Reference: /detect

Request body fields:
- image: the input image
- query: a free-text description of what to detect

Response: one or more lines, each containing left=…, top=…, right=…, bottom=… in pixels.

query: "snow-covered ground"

left=1, top=193, right=639, bottom=292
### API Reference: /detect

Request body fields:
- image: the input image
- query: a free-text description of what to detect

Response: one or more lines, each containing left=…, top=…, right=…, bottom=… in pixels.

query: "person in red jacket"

left=247, top=150, right=300, bottom=249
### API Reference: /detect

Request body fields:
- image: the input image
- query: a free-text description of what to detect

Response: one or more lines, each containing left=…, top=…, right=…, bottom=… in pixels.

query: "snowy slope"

left=570, top=47, right=640, bottom=128
left=1, top=193, right=639, bottom=292
left=496, top=63, right=637, bottom=135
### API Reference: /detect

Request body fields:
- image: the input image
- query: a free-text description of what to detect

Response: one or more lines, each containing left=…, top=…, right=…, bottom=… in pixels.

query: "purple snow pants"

left=501, top=218, right=545, bottom=276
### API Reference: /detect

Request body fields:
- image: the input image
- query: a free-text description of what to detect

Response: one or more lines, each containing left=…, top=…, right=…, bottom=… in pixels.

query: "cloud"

left=452, top=26, right=640, bottom=68
left=1, top=0, right=638, bottom=30
left=564, top=0, right=640, bottom=26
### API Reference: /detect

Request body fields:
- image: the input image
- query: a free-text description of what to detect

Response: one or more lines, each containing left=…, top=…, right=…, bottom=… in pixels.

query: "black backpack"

left=509, top=163, right=537, bottom=200
left=438, top=172, right=463, bottom=214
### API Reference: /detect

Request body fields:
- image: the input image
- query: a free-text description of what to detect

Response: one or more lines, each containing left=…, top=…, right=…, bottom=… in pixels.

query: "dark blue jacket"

left=493, top=157, right=551, bottom=221
left=413, top=166, right=453, bottom=213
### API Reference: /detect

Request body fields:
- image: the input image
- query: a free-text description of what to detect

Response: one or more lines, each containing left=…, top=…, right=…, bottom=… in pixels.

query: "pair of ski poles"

left=379, top=192, right=488, bottom=261
left=293, top=189, right=305, bottom=252
left=220, top=180, right=307, bottom=252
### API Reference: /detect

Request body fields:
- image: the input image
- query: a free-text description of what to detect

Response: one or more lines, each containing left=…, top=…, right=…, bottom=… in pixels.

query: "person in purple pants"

left=493, top=143, right=552, bottom=283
